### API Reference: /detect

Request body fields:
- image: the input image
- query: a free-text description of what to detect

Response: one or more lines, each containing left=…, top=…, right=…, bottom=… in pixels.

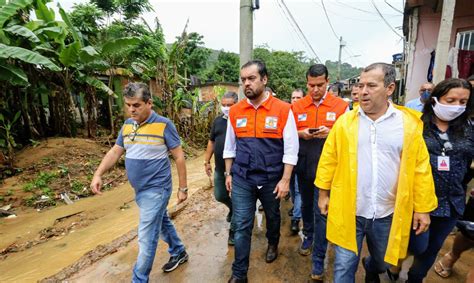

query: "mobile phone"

left=308, top=128, right=319, bottom=134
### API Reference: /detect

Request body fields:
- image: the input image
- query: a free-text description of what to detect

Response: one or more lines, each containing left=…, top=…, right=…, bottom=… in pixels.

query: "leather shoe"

left=265, top=244, right=278, bottom=263
left=290, top=219, right=300, bottom=234
left=362, top=257, right=380, bottom=283
left=228, top=276, right=248, bottom=283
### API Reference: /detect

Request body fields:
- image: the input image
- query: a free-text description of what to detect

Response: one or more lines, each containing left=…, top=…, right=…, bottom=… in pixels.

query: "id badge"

left=326, top=112, right=336, bottom=121
left=437, top=156, right=450, bottom=171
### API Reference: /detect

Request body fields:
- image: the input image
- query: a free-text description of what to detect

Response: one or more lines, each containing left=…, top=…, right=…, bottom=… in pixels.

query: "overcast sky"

left=53, top=0, right=405, bottom=67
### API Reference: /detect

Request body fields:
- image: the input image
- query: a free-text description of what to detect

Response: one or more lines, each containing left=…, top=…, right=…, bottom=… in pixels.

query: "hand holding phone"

left=308, top=128, right=320, bottom=134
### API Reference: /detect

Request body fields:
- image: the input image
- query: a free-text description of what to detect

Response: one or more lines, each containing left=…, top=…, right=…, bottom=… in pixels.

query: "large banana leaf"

left=34, top=0, right=55, bottom=23
left=0, top=43, right=60, bottom=71
left=0, top=62, right=29, bottom=86
left=0, top=0, right=34, bottom=28
left=81, top=75, right=114, bottom=96
left=58, top=3, right=82, bottom=47
left=101, top=37, right=140, bottom=56
left=4, top=25, right=40, bottom=43
left=59, top=41, right=80, bottom=67
left=79, top=46, right=99, bottom=63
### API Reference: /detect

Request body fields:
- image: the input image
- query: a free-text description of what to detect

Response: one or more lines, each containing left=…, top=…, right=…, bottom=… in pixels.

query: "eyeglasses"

left=128, top=122, right=139, bottom=141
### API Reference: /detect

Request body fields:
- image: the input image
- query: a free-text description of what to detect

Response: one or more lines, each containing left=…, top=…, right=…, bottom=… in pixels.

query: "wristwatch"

left=224, top=172, right=232, bottom=177
left=178, top=187, right=188, bottom=193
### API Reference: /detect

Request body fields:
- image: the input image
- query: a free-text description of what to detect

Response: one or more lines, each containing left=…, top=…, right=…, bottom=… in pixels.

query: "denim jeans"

left=214, top=171, right=235, bottom=230
left=312, top=188, right=328, bottom=275
left=298, top=174, right=315, bottom=238
left=407, top=215, right=458, bottom=283
left=333, top=214, right=393, bottom=283
left=231, top=179, right=280, bottom=279
left=132, top=185, right=186, bottom=283
left=289, top=174, right=302, bottom=220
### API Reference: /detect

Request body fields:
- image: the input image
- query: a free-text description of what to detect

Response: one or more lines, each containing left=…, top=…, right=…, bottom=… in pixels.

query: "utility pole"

left=239, top=0, right=255, bottom=99
left=337, top=36, right=345, bottom=82
left=433, top=0, right=456, bottom=84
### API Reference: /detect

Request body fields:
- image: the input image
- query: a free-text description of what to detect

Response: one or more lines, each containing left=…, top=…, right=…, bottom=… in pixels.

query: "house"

left=403, top=0, right=474, bottom=102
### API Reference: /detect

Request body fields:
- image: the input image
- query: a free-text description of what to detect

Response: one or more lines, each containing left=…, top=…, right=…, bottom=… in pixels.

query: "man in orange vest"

left=223, top=60, right=299, bottom=283
left=291, top=64, right=348, bottom=281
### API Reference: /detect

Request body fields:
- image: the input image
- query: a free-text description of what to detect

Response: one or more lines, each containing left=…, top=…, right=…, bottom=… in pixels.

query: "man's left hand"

left=314, top=126, right=330, bottom=139
left=273, top=178, right=290, bottom=199
left=177, top=190, right=188, bottom=204
left=413, top=212, right=430, bottom=235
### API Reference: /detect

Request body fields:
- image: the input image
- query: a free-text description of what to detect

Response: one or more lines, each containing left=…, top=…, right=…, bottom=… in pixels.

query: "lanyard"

left=430, top=128, right=452, bottom=156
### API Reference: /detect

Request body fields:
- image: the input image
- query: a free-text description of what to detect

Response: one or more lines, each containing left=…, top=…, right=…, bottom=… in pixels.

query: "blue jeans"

left=333, top=215, right=393, bottom=283
left=132, top=185, right=186, bottom=283
left=231, top=179, right=280, bottom=279
left=298, top=174, right=315, bottom=238
left=289, top=174, right=302, bottom=220
left=407, top=215, right=458, bottom=283
left=312, top=188, right=328, bottom=275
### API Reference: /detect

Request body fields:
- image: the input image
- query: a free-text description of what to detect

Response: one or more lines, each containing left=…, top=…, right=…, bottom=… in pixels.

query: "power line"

left=333, top=0, right=401, bottom=18
left=279, top=0, right=321, bottom=63
left=272, top=0, right=303, bottom=52
left=275, top=0, right=313, bottom=59
left=384, top=0, right=403, bottom=14
left=371, top=0, right=404, bottom=39
left=320, top=0, right=339, bottom=42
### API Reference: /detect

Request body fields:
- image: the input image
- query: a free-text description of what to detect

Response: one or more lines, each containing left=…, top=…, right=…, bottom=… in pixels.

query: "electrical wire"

left=321, top=0, right=340, bottom=42
left=333, top=0, right=401, bottom=17
left=272, top=0, right=303, bottom=52
left=279, top=0, right=321, bottom=63
left=371, top=0, right=404, bottom=39
left=384, top=0, right=403, bottom=14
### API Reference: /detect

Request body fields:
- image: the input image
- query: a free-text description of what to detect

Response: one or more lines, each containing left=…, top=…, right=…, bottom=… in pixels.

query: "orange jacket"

left=292, top=92, right=348, bottom=130
left=228, top=95, right=291, bottom=185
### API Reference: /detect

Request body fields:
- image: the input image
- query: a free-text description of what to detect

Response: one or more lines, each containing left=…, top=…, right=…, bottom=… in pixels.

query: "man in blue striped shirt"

left=91, top=83, right=189, bottom=282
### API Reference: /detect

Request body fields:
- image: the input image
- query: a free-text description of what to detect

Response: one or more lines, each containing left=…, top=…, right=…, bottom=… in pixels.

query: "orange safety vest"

left=291, top=92, right=348, bottom=180
left=229, top=95, right=291, bottom=185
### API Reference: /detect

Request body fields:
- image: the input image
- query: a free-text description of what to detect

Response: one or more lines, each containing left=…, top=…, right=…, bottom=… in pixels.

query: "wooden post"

left=433, top=0, right=456, bottom=84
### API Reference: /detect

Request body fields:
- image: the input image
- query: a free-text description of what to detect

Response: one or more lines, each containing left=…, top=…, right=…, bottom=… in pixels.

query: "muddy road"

left=1, top=144, right=473, bottom=282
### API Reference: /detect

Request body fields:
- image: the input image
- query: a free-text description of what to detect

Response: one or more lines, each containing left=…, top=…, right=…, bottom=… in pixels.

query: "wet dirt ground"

left=1, top=147, right=473, bottom=282
left=69, top=180, right=473, bottom=283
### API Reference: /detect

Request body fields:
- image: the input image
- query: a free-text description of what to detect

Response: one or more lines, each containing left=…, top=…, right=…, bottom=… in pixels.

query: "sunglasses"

left=128, top=122, right=139, bottom=141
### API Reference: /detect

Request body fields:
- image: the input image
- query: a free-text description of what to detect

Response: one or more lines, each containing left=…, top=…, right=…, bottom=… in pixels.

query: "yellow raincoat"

left=314, top=105, right=437, bottom=265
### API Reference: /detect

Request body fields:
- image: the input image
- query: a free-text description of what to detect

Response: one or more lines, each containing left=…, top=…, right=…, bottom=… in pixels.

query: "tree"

left=204, top=50, right=239, bottom=82
left=324, top=60, right=362, bottom=82
left=254, top=47, right=310, bottom=101
left=69, top=3, right=105, bottom=44
left=176, top=32, right=210, bottom=81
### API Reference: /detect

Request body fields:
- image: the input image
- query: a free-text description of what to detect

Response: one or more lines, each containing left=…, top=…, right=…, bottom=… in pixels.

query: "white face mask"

left=221, top=106, right=230, bottom=117
left=432, top=97, right=466, bottom=122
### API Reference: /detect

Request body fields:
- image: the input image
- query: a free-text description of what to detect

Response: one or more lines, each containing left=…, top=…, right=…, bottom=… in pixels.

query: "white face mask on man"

left=221, top=106, right=230, bottom=117
left=432, top=97, right=466, bottom=122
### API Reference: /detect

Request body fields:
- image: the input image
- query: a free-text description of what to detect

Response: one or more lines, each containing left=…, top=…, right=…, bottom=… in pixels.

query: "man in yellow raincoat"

left=316, top=63, right=437, bottom=283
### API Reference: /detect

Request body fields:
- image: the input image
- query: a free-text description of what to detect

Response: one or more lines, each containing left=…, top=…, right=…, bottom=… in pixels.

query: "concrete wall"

left=198, top=84, right=239, bottom=102
left=405, top=0, right=474, bottom=101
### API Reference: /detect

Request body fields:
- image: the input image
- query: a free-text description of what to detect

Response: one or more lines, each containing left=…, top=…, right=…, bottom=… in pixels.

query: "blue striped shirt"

left=116, top=111, right=181, bottom=190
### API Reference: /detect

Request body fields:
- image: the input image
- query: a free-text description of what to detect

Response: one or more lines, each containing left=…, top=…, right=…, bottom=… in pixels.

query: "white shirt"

left=356, top=102, right=404, bottom=219
left=222, top=98, right=299, bottom=166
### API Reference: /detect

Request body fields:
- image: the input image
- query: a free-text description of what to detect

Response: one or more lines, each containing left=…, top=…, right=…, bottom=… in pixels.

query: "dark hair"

left=363, top=63, right=396, bottom=87
left=306, top=64, right=328, bottom=79
left=293, top=88, right=305, bottom=95
left=421, top=78, right=473, bottom=137
left=222, top=91, right=238, bottom=103
left=467, top=74, right=474, bottom=82
left=241, top=60, right=268, bottom=79
left=123, top=82, right=151, bottom=102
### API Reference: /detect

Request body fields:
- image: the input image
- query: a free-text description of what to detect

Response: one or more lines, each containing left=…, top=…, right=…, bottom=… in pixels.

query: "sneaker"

left=298, top=236, right=313, bottom=256
left=288, top=207, right=294, bottom=217
left=226, top=211, right=232, bottom=223
left=162, top=250, right=189, bottom=272
left=362, top=257, right=380, bottom=283
left=228, top=229, right=235, bottom=246
left=310, top=273, right=324, bottom=282
left=258, top=204, right=264, bottom=211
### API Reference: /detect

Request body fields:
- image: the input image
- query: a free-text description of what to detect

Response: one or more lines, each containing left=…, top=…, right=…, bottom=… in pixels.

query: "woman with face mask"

left=405, top=78, right=474, bottom=282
